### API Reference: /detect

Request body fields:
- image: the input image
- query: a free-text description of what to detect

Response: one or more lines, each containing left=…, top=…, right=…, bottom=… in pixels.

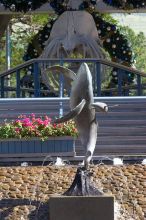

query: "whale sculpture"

left=41, top=63, right=108, bottom=169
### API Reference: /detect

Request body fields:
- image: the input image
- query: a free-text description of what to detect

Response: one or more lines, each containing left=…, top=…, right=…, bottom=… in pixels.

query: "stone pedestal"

left=49, top=196, right=114, bottom=220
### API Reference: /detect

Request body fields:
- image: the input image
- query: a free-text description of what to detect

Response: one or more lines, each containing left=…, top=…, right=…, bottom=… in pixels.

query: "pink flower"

left=23, top=122, right=32, bottom=127
left=32, top=117, right=36, bottom=122
left=43, top=120, right=51, bottom=126
left=53, top=123, right=57, bottom=128
left=3, top=115, right=78, bottom=140
left=22, top=118, right=30, bottom=123
left=15, top=128, right=21, bottom=133
left=35, top=118, right=44, bottom=125
left=31, top=113, right=35, bottom=117
left=14, top=120, right=21, bottom=124
left=45, top=116, right=52, bottom=122
left=21, top=118, right=33, bottom=127
left=31, top=125, right=36, bottom=130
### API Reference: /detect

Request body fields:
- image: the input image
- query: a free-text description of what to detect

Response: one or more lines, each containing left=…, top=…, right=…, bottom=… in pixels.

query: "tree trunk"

left=0, top=15, right=12, bottom=40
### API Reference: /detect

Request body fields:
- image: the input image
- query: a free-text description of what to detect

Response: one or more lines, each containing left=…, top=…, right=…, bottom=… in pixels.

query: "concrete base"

left=49, top=196, right=114, bottom=220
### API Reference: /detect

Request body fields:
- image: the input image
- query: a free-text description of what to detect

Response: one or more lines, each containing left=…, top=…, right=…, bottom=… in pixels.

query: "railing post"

left=137, top=75, right=142, bottom=96
left=1, top=77, right=4, bottom=98
left=33, top=62, right=40, bottom=97
left=96, top=62, right=101, bottom=96
left=16, top=70, right=20, bottom=98
left=117, top=69, right=123, bottom=96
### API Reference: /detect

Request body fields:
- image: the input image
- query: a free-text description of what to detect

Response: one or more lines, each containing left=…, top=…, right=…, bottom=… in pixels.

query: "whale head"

left=70, top=62, right=94, bottom=106
left=77, top=63, right=92, bottom=85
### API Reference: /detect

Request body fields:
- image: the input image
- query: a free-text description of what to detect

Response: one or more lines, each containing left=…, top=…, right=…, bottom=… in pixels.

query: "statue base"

left=63, top=167, right=103, bottom=196
left=49, top=196, right=114, bottom=220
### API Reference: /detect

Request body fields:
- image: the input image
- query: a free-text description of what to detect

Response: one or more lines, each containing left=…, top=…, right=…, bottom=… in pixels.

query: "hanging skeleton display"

left=40, top=11, right=105, bottom=59
left=40, top=9, right=106, bottom=95
left=22, top=0, right=134, bottom=96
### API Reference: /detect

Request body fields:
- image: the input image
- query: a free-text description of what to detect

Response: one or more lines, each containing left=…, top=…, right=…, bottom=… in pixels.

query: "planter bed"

left=0, top=136, right=76, bottom=158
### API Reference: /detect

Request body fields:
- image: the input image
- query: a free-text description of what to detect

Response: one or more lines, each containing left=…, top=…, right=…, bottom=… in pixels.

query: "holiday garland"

left=50, top=0, right=97, bottom=14
left=22, top=17, right=58, bottom=97
left=92, top=12, right=134, bottom=84
left=23, top=17, right=58, bottom=61
left=103, top=0, right=146, bottom=10
left=1, top=0, right=146, bottom=13
left=0, top=0, right=97, bottom=13
left=0, top=0, right=48, bottom=12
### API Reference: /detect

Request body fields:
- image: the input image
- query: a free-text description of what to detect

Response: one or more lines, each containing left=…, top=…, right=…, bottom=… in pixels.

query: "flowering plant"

left=0, top=114, right=78, bottom=140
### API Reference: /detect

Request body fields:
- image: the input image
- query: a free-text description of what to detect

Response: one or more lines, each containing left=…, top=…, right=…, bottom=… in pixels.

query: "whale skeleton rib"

left=53, top=99, right=86, bottom=124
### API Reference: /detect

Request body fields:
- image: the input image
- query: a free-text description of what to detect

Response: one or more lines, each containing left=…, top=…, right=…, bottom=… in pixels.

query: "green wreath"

left=1, top=0, right=48, bottom=12
left=103, top=0, right=146, bottom=10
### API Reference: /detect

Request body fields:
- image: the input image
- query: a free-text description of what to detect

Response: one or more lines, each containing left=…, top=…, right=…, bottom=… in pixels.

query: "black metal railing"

left=0, top=58, right=146, bottom=98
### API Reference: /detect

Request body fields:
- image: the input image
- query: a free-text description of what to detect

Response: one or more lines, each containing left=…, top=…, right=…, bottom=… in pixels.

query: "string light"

left=103, top=0, right=146, bottom=9
left=0, top=0, right=48, bottom=12
left=50, top=0, right=97, bottom=14
left=92, top=12, right=134, bottom=85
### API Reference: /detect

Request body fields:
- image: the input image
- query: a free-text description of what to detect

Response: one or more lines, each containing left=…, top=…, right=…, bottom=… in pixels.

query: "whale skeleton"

left=41, top=63, right=108, bottom=169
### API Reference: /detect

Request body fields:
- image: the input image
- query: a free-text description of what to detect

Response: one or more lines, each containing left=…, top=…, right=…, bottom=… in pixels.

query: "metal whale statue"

left=41, top=63, right=108, bottom=169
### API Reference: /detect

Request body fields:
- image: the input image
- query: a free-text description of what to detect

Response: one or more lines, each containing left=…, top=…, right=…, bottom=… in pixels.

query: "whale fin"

left=41, top=65, right=76, bottom=95
left=91, top=102, right=108, bottom=112
left=43, top=65, right=76, bottom=81
left=53, top=99, right=86, bottom=124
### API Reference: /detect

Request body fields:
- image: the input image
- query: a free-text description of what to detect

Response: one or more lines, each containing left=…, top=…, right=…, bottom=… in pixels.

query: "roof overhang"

left=0, top=1, right=146, bottom=14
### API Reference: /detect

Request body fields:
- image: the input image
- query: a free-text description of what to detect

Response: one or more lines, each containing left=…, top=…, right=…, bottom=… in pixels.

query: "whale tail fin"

left=53, top=99, right=86, bottom=124
left=91, top=102, right=108, bottom=112
left=41, top=65, right=76, bottom=91
left=41, top=65, right=76, bottom=96
left=42, top=65, right=76, bottom=81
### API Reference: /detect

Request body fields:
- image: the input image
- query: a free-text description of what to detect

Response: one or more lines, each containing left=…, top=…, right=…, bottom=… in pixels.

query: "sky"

left=112, top=13, right=146, bottom=36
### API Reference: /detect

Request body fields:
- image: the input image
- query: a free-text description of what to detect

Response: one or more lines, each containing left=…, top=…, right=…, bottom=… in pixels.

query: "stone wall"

left=0, top=165, right=145, bottom=220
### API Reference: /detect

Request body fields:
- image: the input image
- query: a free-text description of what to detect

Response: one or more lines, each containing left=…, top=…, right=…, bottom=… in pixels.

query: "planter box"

left=0, top=136, right=76, bottom=158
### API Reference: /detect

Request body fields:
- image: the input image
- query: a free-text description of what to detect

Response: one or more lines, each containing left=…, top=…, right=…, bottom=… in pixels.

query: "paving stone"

left=0, top=165, right=145, bottom=220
